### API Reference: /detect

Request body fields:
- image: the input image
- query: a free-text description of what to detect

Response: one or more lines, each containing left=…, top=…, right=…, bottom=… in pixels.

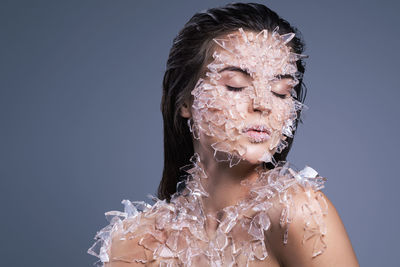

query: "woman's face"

left=190, top=29, right=304, bottom=166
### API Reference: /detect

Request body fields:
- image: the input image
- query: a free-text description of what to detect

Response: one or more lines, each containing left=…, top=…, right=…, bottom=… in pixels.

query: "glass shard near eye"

left=289, top=52, right=309, bottom=61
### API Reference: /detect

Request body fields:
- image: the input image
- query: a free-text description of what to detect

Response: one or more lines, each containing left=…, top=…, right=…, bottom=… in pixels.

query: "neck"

left=193, top=142, right=262, bottom=216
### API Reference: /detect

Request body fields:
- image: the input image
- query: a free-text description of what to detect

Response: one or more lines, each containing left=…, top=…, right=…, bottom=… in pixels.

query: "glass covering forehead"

left=210, top=27, right=306, bottom=81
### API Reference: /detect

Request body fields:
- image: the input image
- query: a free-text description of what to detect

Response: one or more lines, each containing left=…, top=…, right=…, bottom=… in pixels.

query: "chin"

left=240, top=145, right=274, bottom=165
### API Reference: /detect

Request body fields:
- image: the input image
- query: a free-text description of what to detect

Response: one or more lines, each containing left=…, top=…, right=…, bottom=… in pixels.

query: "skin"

left=106, top=189, right=359, bottom=267
left=190, top=64, right=294, bottom=165
left=105, top=31, right=359, bottom=266
left=190, top=33, right=298, bottom=165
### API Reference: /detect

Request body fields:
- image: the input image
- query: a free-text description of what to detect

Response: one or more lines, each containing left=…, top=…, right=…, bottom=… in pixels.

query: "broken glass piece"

left=280, top=32, right=295, bottom=44
left=252, top=240, right=268, bottom=260
left=89, top=159, right=328, bottom=265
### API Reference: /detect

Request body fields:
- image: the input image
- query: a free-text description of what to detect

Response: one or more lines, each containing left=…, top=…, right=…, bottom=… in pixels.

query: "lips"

left=242, top=125, right=271, bottom=143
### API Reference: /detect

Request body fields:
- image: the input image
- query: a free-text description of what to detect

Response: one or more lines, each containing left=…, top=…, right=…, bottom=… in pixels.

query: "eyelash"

left=226, top=85, right=245, bottom=92
left=226, top=85, right=287, bottom=99
left=272, top=92, right=287, bottom=99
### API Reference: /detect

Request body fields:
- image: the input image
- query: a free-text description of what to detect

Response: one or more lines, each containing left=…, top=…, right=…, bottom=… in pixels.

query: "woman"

left=89, top=3, right=359, bottom=266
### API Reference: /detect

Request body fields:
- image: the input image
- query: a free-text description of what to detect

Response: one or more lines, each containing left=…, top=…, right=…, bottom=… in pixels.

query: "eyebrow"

left=218, top=67, right=295, bottom=80
left=218, top=66, right=251, bottom=76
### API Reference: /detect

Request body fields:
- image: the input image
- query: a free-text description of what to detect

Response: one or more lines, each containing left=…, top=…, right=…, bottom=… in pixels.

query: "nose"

left=251, top=93, right=272, bottom=114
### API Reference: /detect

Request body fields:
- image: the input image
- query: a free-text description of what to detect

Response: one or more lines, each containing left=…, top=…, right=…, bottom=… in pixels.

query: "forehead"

left=209, top=28, right=300, bottom=78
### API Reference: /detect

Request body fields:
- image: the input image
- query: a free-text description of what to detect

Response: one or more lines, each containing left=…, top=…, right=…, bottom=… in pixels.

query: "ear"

left=180, top=101, right=192, bottom=118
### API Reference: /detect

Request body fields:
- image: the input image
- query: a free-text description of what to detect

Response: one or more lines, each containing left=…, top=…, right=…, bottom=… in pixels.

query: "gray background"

left=1, top=0, right=399, bottom=266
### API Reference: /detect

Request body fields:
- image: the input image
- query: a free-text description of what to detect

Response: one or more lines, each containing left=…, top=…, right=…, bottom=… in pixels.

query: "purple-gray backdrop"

left=1, top=0, right=399, bottom=266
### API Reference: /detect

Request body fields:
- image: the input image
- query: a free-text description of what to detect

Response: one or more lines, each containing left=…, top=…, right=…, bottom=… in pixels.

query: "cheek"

left=205, top=91, right=246, bottom=121
left=193, top=91, right=249, bottom=142
left=234, top=100, right=249, bottom=119
left=193, top=92, right=229, bottom=132
left=269, top=100, right=293, bottom=130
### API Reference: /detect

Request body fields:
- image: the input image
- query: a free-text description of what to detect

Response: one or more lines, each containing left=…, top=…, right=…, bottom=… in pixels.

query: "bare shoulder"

left=266, top=189, right=359, bottom=267
left=104, top=217, right=156, bottom=267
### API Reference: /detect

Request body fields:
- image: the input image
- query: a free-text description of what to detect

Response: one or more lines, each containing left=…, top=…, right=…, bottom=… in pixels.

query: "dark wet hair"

left=158, top=3, right=307, bottom=201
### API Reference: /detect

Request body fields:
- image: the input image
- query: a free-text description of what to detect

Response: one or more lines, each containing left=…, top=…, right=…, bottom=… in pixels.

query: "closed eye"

left=275, top=74, right=295, bottom=80
left=272, top=91, right=287, bottom=99
left=226, top=85, right=245, bottom=92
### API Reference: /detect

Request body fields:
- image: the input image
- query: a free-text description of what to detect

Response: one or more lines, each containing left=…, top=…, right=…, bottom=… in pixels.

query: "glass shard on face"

left=190, top=28, right=307, bottom=165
